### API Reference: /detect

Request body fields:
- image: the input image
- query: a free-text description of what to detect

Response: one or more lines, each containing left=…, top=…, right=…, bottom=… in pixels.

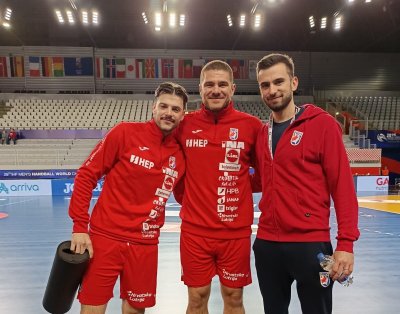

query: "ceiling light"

left=2, top=22, right=11, bottom=28
left=5, top=8, right=12, bottom=21
left=179, top=14, right=185, bottom=26
left=169, top=13, right=176, bottom=28
left=155, top=12, right=162, bottom=27
left=240, top=15, right=246, bottom=27
left=334, top=16, right=342, bottom=30
left=66, top=10, right=75, bottom=24
left=82, top=11, right=88, bottom=24
left=92, top=11, right=98, bottom=24
left=320, top=17, right=327, bottom=29
left=55, top=10, right=64, bottom=24
left=309, top=16, right=315, bottom=28
left=365, top=0, right=371, bottom=3
left=142, top=12, right=148, bottom=24
left=227, top=14, right=233, bottom=27
left=254, top=14, right=261, bottom=28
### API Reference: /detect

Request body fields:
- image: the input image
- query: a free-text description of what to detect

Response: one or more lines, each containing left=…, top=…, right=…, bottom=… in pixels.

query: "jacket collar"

left=200, top=101, right=234, bottom=121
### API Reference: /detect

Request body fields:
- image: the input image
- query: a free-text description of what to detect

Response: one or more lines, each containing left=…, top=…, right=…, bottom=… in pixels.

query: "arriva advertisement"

left=0, top=180, right=52, bottom=196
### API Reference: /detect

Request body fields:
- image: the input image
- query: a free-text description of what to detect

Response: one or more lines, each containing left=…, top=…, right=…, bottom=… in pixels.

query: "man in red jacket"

left=253, top=53, right=360, bottom=314
left=174, top=60, right=262, bottom=314
left=69, top=82, right=187, bottom=314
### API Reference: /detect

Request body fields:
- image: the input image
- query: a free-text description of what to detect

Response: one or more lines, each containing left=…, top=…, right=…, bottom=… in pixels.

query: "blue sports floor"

left=0, top=192, right=400, bottom=313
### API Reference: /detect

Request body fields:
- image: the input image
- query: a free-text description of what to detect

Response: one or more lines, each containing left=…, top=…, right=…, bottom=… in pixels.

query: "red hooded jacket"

left=255, top=104, right=359, bottom=252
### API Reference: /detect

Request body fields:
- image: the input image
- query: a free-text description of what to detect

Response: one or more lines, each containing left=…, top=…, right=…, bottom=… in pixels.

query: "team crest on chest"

left=169, top=156, right=176, bottom=169
left=229, top=128, right=238, bottom=140
left=290, top=130, right=303, bottom=146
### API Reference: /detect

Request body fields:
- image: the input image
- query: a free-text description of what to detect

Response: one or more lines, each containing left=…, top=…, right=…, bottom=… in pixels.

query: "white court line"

left=0, top=198, right=37, bottom=207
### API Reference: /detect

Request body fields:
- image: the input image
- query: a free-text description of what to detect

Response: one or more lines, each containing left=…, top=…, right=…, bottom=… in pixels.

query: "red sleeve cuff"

left=336, top=239, right=354, bottom=253
left=73, top=220, right=89, bottom=233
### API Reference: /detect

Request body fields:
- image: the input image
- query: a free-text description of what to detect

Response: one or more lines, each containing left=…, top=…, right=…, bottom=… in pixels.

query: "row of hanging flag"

left=0, top=56, right=258, bottom=80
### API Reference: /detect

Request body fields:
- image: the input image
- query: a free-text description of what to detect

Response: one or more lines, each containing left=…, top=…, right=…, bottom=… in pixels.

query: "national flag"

left=136, top=59, right=145, bottom=79
left=161, top=59, right=174, bottom=78
left=125, top=58, right=136, bottom=79
left=41, top=57, right=53, bottom=77
left=182, top=59, right=193, bottom=78
left=173, top=59, right=179, bottom=78
left=65, top=57, right=93, bottom=76
left=193, top=59, right=205, bottom=78
left=0, top=57, right=8, bottom=77
left=29, top=56, right=40, bottom=77
left=155, top=59, right=162, bottom=78
left=116, top=58, right=126, bottom=78
left=228, top=59, right=240, bottom=79
left=249, top=60, right=257, bottom=80
left=14, top=56, right=24, bottom=77
left=53, top=57, right=64, bottom=77
left=96, top=57, right=103, bottom=78
left=145, top=59, right=155, bottom=78
left=239, top=59, right=248, bottom=79
left=103, top=58, right=116, bottom=78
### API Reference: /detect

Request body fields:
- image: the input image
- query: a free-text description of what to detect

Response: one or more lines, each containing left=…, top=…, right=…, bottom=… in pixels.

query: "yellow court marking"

left=358, top=195, right=400, bottom=214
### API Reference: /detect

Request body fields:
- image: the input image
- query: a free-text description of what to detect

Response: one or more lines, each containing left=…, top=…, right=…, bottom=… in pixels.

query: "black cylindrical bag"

left=43, top=240, right=90, bottom=314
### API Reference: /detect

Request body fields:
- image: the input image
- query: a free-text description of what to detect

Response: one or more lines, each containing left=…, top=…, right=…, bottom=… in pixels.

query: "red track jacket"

left=69, top=120, right=185, bottom=244
left=175, top=102, right=262, bottom=239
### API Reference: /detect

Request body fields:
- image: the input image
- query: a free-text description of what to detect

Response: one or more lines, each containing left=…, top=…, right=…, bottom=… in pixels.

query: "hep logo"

left=376, top=177, right=389, bottom=185
left=0, top=183, right=9, bottom=194
left=225, top=149, right=240, bottom=164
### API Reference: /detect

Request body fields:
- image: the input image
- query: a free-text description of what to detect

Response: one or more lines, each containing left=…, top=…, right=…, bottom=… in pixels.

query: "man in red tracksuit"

left=253, top=53, right=360, bottom=314
left=69, top=82, right=187, bottom=314
left=174, top=60, right=262, bottom=314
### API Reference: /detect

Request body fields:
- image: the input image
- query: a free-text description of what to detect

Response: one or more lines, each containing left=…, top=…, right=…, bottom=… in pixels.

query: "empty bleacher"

left=330, top=96, right=400, bottom=130
left=0, top=98, right=155, bottom=130
left=0, top=138, right=99, bottom=170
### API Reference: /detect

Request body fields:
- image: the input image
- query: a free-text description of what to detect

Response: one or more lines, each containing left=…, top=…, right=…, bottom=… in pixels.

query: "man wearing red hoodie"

left=174, top=60, right=262, bottom=314
left=69, top=82, right=187, bottom=314
left=253, top=53, right=360, bottom=314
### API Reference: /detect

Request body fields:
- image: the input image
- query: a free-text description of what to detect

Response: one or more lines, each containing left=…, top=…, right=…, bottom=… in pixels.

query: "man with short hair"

left=69, top=82, right=188, bottom=314
left=253, top=53, right=360, bottom=314
left=175, top=60, right=262, bottom=314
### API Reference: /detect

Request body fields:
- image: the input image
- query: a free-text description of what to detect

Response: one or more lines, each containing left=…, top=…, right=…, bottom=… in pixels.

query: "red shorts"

left=180, top=231, right=252, bottom=288
left=78, top=233, right=158, bottom=308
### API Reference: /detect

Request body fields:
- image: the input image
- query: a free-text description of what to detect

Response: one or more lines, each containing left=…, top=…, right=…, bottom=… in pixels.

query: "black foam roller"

left=43, top=240, right=90, bottom=314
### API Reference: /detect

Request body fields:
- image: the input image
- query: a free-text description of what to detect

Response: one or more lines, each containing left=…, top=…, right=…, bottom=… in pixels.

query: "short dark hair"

left=155, top=82, right=188, bottom=105
left=257, top=53, right=295, bottom=78
left=200, top=60, right=233, bottom=83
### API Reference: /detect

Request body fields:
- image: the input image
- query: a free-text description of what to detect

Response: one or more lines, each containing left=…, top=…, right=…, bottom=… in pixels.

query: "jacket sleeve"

left=321, top=119, right=360, bottom=253
left=250, top=122, right=265, bottom=193
left=173, top=175, right=185, bottom=205
left=68, top=123, right=124, bottom=233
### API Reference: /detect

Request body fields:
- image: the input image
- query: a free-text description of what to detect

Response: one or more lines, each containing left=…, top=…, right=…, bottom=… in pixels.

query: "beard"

left=204, top=97, right=230, bottom=111
left=264, top=93, right=293, bottom=113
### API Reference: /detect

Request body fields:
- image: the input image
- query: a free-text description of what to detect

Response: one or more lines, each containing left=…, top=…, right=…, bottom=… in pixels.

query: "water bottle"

left=317, top=253, right=353, bottom=287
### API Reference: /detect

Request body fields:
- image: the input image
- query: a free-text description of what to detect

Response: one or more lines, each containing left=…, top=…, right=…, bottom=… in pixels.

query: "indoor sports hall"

left=1, top=0, right=400, bottom=313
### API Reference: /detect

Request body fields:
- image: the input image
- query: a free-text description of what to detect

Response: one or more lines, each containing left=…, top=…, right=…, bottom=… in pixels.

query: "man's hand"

left=70, top=233, right=94, bottom=258
left=331, top=251, right=354, bottom=282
